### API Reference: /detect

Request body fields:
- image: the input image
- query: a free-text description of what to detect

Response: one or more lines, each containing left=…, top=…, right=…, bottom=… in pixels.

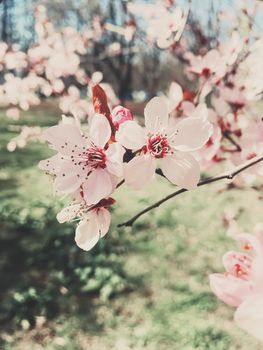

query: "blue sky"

left=3, top=0, right=263, bottom=47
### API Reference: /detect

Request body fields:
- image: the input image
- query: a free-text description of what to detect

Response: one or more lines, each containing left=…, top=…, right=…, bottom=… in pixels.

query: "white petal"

left=144, top=97, right=169, bottom=132
left=56, top=203, right=82, bottom=223
left=124, top=154, right=156, bottom=190
left=97, top=208, right=111, bottom=237
left=189, top=103, right=208, bottom=121
left=161, top=153, right=200, bottom=190
left=234, top=294, right=263, bottom=341
left=168, top=82, right=183, bottom=113
left=105, top=142, right=125, bottom=177
left=169, top=117, right=213, bottom=152
left=54, top=160, right=86, bottom=193
left=42, top=124, right=86, bottom=156
left=116, top=120, right=146, bottom=150
left=83, top=169, right=114, bottom=205
left=89, top=113, right=111, bottom=148
left=75, top=214, right=100, bottom=251
left=38, top=153, right=63, bottom=174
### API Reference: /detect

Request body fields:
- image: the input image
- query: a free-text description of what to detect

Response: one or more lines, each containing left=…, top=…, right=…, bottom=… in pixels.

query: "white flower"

left=116, top=97, right=213, bottom=190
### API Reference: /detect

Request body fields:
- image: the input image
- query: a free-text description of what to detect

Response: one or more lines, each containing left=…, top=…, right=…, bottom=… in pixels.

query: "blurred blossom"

left=128, top=2, right=187, bottom=48
left=210, top=232, right=263, bottom=341
left=6, top=108, right=20, bottom=120
left=7, top=126, right=42, bottom=152
left=91, top=71, right=103, bottom=85
left=108, top=42, right=122, bottom=56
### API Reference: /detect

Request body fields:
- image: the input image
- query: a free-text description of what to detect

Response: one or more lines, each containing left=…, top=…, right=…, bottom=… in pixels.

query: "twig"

left=118, top=155, right=263, bottom=227
left=222, top=131, right=241, bottom=152
left=117, top=179, right=125, bottom=188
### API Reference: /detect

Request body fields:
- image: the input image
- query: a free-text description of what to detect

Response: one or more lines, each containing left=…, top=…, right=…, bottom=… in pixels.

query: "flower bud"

left=111, top=106, right=133, bottom=130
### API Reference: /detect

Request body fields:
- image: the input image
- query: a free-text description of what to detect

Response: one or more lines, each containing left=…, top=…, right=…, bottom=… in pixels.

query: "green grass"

left=0, top=110, right=262, bottom=349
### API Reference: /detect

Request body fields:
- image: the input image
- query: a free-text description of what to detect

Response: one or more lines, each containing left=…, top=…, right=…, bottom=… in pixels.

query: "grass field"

left=0, top=109, right=262, bottom=349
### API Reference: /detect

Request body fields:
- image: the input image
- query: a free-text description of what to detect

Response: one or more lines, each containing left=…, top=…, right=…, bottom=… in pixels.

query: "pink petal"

left=54, top=160, right=86, bottom=193
left=116, top=120, right=146, bottom=150
left=237, top=233, right=263, bottom=256
left=169, top=117, right=213, bottom=152
left=189, top=103, right=209, bottom=121
left=168, top=82, right=183, bottom=112
left=209, top=273, right=253, bottom=307
left=56, top=203, right=82, bottom=223
left=97, top=208, right=111, bottom=237
left=234, top=294, right=263, bottom=341
left=42, top=124, right=86, bottom=156
left=83, top=169, right=114, bottom=205
left=38, top=153, right=63, bottom=174
left=124, top=154, right=156, bottom=190
left=161, top=153, right=200, bottom=190
left=144, top=97, right=169, bottom=132
left=75, top=214, right=100, bottom=251
left=89, top=113, right=111, bottom=148
left=105, top=143, right=125, bottom=177
left=251, top=255, right=263, bottom=291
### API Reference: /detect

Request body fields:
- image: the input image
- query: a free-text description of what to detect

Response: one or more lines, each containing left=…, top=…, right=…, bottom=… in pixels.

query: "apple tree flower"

left=39, top=114, right=124, bottom=206
left=57, top=198, right=114, bottom=251
left=210, top=233, right=263, bottom=341
left=116, top=97, right=213, bottom=190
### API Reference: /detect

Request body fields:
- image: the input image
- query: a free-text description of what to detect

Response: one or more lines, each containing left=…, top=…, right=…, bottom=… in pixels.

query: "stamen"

left=147, top=134, right=171, bottom=158
left=69, top=144, right=107, bottom=171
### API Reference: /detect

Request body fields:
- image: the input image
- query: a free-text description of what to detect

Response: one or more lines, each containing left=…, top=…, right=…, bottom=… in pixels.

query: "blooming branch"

left=118, top=155, right=263, bottom=227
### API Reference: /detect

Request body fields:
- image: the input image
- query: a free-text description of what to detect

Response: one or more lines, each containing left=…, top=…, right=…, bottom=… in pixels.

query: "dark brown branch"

left=117, top=179, right=125, bottom=188
left=118, top=155, right=263, bottom=228
left=222, top=131, right=241, bottom=152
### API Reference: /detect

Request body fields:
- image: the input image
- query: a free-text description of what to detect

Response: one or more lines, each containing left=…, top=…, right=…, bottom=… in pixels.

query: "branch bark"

left=118, top=155, right=263, bottom=228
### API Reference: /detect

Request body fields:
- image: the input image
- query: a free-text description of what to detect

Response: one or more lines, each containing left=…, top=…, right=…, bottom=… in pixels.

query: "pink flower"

left=116, top=97, right=213, bottom=190
left=219, top=31, right=243, bottom=66
left=128, top=3, right=188, bottom=48
left=75, top=207, right=110, bottom=251
left=39, top=114, right=124, bottom=205
left=57, top=198, right=113, bottom=251
left=210, top=233, right=263, bottom=340
left=111, top=106, right=133, bottom=130
left=186, top=49, right=227, bottom=81
left=230, top=121, right=263, bottom=183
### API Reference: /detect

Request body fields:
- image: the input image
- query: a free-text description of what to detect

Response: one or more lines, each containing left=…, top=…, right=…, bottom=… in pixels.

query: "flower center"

left=85, top=146, right=106, bottom=169
left=147, top=134, right=170, bottom=158
left=231, top=254, right=252, bottom=280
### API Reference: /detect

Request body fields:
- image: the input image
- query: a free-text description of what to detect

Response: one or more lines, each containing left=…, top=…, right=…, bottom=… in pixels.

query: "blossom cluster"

left=4, top=2, right=263, bottom=182
left=39, top=85, right=213, bottom=251
left=164, top=29, right=263, bottom=183
left=0, top=5, right=119, bottom=126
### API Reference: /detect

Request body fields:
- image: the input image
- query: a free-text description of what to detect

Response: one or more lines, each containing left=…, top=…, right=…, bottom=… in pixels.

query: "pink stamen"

left=147, top=134, right=171, bottom=158
left=85, top=146, right=107, bottom=169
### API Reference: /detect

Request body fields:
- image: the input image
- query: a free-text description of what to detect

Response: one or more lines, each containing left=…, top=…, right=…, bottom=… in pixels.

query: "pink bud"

left=111, top=106, right=133, bottom=130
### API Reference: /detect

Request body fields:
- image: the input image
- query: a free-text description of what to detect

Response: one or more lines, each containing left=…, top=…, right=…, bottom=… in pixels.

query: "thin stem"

left=118, top=155, right=263, bottom=227
left=117, top=179, right=125, bottom=188
left=222, top=131, right=241, bottom=152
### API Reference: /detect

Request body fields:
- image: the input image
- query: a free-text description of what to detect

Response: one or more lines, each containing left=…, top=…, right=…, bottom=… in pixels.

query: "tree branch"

left=222, top=131, right=241, bottom=152
left=118, top=155, right=263, bottom=227
left=117, top=179, right=125, bottom=188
